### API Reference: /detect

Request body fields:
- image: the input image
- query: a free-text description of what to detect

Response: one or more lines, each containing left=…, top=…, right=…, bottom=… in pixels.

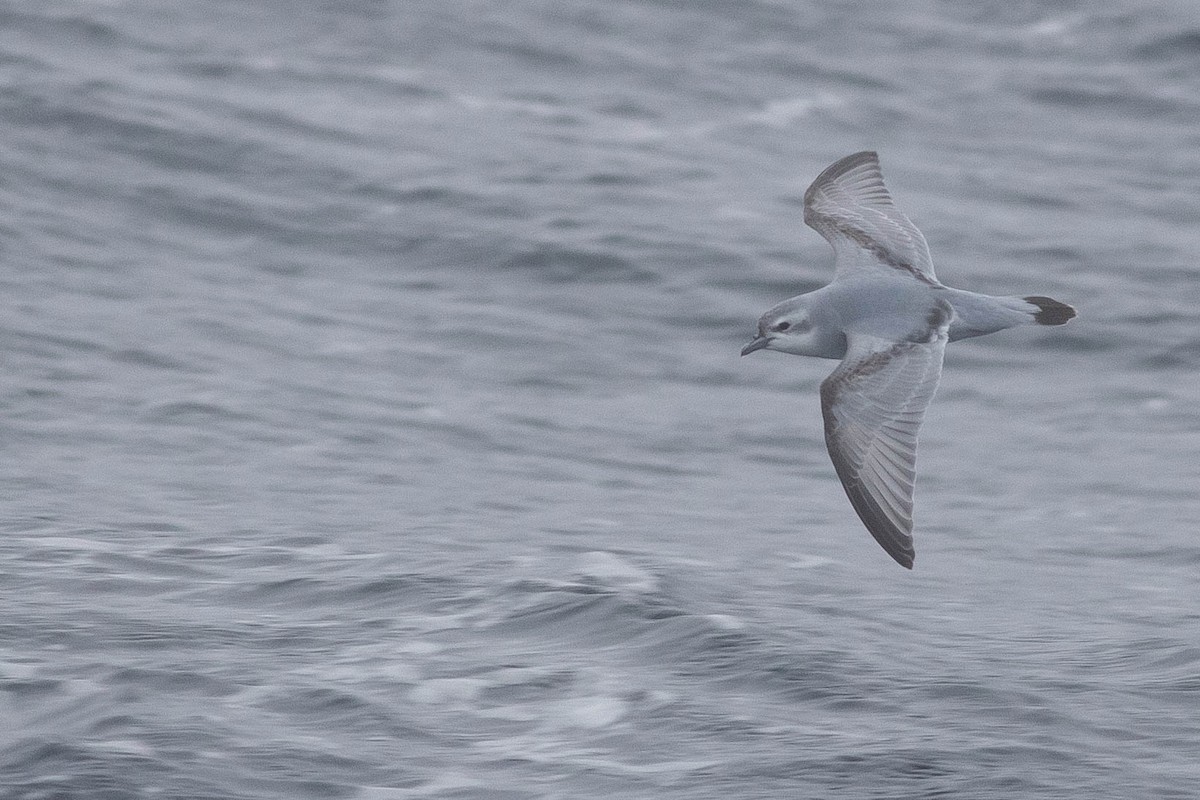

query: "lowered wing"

left=819, top=303, right=952, bottom=568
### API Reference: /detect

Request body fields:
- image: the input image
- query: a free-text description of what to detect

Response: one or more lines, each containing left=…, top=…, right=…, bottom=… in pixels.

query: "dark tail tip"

left=1024, top=296, right=1077, bottom=326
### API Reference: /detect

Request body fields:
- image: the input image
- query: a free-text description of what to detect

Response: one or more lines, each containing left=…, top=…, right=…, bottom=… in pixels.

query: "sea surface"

left=1, top=1, right=1198, bottom=798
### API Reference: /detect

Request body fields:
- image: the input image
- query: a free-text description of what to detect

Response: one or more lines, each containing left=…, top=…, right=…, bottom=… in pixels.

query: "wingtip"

left=815, top=150, right=880, bottom=182
left=882, top=537, right=915, bottom=569
left=831, top=468, right=917, bottom=569
left=839, top=149, right=879, bottom=164
left=803, top=150, right=885, bottom=217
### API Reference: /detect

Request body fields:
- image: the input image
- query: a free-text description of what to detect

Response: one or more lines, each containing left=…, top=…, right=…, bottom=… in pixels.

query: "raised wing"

left=819, top=302, right=952, bottom=568
left=804, top=151, right=938, bottom=285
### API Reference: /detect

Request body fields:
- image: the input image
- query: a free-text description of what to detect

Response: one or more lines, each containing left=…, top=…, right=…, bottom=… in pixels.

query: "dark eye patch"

left=774, top=321, right=791, bottom=332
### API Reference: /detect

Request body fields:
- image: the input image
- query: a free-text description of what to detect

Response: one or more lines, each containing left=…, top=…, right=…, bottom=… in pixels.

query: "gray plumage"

left=742, top=151, right=1076, bottom=568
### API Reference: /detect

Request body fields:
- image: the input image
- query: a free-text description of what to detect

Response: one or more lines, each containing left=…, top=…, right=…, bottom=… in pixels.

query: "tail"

left=1023, top=296, right=1076, bottom=326
left=942, top=289, right=1076, bottom=341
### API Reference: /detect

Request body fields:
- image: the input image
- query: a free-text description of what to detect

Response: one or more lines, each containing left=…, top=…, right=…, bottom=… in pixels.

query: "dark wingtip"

left=888, top=543, right=914, bottom=569
left=805, top=151, right=881, bottom=202
left=1024, top=296, right=1077, bottom=326
left=832, top=469, right=916, bottom=569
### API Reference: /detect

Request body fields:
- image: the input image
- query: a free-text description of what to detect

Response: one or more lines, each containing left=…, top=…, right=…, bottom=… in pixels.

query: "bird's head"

left=740, top=297, right=818, bottom=356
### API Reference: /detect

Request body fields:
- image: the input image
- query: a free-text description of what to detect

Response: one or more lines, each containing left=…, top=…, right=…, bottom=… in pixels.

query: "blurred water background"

left=1, top=1, right=1198, bottom=797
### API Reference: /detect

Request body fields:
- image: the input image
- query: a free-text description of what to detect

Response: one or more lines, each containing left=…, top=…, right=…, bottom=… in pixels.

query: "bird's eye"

left=774, top=321, right=791, bottom=332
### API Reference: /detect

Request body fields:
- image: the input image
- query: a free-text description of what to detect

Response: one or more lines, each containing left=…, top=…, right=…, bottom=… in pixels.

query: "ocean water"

left=1, top=0, right=1198, bottom=797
